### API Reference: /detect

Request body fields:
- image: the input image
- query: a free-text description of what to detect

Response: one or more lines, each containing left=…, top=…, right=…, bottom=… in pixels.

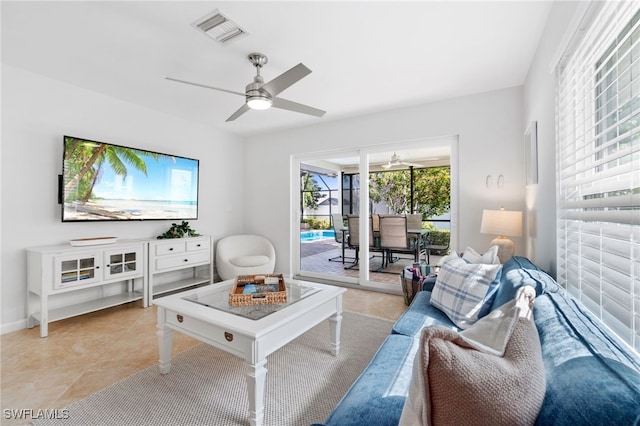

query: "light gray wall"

left=243, top=87, right=526, bottom=275
left=523, top=1, right=581, bottom=276
left=1, top=65, right=245, bottom=332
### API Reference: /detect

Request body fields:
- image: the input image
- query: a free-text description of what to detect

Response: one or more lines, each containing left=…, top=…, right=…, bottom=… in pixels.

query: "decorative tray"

left=229, top=274, right=287, bottom=306
left=70, top=237, right=118, bottom=246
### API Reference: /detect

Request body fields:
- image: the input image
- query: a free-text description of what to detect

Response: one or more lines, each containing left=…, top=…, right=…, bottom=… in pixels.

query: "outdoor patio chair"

left=379, top=215, right=415, bottom=265
left=372, top=214, right=380, bottom=233
left=346, top=215, right=385, bottom=270
left=406, top=213, right=422, bottom=230
left=406, top=213, right=428, bottom=259
left=425, top=231, right=450, bottom=264
left=328, top=213, right=356, bottom=264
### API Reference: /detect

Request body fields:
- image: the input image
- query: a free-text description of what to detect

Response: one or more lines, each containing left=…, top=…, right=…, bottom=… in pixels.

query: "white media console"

left=26, top=236, right=212, bottom=337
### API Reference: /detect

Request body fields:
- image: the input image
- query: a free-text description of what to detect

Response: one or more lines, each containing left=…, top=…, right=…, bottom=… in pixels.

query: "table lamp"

left=480, top=208, right=523, bottom=263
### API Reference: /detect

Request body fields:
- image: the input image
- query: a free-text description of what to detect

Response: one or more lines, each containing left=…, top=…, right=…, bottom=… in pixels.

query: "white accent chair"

left=216, top=235, right=276, bottom=281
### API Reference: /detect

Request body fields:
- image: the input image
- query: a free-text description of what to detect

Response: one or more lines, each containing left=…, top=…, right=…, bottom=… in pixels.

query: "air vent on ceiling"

left=192, top=9, right=248, bottom=45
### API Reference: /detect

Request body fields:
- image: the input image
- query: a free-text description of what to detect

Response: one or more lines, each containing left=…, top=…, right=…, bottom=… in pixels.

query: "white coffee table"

left=154, top=277, right=346, bottom=426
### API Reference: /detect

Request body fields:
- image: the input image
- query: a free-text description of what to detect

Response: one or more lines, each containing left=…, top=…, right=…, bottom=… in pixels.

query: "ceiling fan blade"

left=261, top=63, right=311, bottom=97
left=225, top=104, right=251, bottom=122
left=272, top=97, right=326, bottom=117
left=166, top=77, right=245, bottom=97
left=381, top=163, right=392, bottom=170
left=402, top=161, right=424, bottom=168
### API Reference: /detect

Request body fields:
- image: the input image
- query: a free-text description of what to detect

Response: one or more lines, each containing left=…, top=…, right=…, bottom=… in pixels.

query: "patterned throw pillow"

left=430, top=255, right=502, bottom=328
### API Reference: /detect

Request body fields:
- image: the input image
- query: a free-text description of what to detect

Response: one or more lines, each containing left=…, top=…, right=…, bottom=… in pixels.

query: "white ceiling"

left=1, top=1, right=553, bottom=137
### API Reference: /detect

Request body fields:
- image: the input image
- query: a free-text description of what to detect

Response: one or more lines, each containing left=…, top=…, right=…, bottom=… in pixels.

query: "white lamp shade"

left=480, top=209, right=523, bottom=237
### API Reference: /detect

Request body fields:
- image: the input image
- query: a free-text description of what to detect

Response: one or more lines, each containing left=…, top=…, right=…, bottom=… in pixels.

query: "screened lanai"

left=296, top=144, right=454, bottom=288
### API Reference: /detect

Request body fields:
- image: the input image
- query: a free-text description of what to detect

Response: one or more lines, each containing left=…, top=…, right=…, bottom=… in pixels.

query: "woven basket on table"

left=229, top=274, right=287, bottom=306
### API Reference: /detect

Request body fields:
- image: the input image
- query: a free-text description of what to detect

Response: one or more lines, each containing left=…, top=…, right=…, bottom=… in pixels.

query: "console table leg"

left=40, top=295, right=49, bottom=338
left=328, top=311, right=343, bottom=356
left=245, top=359, right=267, bottom=426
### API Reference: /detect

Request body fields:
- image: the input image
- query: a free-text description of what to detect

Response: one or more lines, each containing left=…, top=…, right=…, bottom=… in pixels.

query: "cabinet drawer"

left=154, top=251, right=210, bottom=271
left=155, top=243, right=185, bottom=256
left=186, top=239, right=210, bottom=252
left=166, top=309, right=251, bottom=354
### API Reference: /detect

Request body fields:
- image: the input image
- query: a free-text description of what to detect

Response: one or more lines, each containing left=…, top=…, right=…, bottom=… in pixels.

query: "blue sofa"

left=315, top=257, right=640, bottom=425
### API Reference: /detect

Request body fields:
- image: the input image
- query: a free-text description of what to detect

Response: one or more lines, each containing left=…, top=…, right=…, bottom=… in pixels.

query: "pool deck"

left=300, top=239, right=443, bottom=285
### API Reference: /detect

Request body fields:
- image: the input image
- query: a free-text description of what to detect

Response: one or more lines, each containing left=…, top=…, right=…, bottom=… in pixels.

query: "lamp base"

left=490, top=237, right=515, bottom=264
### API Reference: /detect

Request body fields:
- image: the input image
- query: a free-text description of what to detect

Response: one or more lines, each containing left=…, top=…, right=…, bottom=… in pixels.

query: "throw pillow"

left=437, top=251, right=461, bottom=264
left=462, top=245, right=500, bottom=264
left=430, top=256, right=502, bottom=328
left=400, top=286, right=545, bottom=426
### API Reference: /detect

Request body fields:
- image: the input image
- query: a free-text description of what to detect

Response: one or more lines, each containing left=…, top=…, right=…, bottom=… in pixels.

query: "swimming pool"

left=300, top=230, right=336, bottom=242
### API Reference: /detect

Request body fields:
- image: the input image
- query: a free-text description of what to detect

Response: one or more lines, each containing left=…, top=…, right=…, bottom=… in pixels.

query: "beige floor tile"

left=1, top=285, right=405, bottom=425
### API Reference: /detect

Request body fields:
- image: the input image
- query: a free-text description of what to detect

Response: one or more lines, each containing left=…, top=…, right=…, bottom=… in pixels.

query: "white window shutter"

left=557, top=1, right=640, bottom=352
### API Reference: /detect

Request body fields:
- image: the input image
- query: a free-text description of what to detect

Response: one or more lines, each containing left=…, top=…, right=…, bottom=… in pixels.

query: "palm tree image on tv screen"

left=62, top=136, right=199, bottom=221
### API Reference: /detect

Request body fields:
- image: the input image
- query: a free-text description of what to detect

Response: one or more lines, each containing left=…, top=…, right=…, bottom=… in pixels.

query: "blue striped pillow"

left=430, top=255, right=502, bottom=329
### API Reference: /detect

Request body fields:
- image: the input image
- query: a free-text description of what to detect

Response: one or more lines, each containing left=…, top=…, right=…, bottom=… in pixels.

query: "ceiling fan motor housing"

left=245, top=76, right=272, bottom=110
left=245, top=54, right=273, bottom=109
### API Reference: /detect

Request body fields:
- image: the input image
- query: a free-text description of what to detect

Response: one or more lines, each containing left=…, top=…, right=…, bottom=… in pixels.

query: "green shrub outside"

left=301, top=217, right=331, bottom=230
left=429, top=229, right=450, bottom=245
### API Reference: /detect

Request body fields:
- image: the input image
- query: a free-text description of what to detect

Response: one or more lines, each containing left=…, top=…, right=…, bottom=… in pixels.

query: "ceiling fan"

left=166, top=53, right=326, bottom=122
left=380, top=153, right=424, bottom=169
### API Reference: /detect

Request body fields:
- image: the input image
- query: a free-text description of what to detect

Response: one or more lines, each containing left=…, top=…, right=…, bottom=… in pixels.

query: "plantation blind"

left=557, top=1, right=640, bottom=352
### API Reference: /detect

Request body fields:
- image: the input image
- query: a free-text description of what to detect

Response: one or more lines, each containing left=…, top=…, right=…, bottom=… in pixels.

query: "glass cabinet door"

left=103, top=246, right=143, bottom=280
left=54, top=253, right=102, bottom=289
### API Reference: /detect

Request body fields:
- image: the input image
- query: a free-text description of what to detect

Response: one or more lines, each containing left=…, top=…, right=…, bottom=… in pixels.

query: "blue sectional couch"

left=315, top=257, right=640, bottom=426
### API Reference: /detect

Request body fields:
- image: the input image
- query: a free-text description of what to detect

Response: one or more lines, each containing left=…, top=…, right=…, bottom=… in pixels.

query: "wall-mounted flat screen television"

left=61, top=135, right=199, bottom=222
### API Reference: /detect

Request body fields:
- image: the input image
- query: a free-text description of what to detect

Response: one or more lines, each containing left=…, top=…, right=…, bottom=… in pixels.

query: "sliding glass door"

left=292, top=137, right=457, bottom=293
left=293, top=150, right=361, bottom=286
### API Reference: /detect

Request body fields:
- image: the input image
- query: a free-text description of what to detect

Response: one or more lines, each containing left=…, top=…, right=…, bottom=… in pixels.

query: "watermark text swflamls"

left=3, top=408, right=70, bottom=420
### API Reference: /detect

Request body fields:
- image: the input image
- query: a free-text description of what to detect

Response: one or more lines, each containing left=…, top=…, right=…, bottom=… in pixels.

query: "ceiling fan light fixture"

left=247, top=96, right=272, bottom=110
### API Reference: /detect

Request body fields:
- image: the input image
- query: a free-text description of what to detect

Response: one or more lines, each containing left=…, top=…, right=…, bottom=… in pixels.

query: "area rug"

left=33, top=311, right=393, bottom=426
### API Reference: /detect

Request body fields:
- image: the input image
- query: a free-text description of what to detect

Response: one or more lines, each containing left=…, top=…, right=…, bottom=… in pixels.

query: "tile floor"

left=300, top=241, right=443, bottom=285
left=1, top=286, right=406, bottom=425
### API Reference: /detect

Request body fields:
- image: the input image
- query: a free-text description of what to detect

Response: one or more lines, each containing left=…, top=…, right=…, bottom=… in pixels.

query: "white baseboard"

left=1, top=319, right=28, bottom=335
